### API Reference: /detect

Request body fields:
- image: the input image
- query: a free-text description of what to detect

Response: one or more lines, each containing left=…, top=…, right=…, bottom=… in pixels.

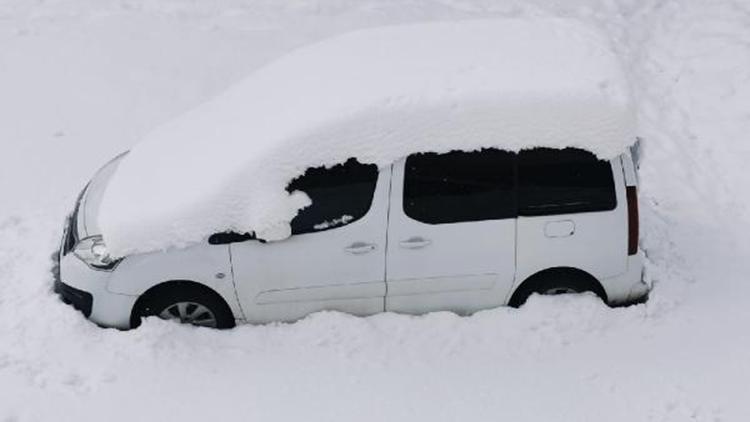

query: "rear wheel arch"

left=508, top=267, right=608, bottom=308
left=130, top=280, right=236, bottom=329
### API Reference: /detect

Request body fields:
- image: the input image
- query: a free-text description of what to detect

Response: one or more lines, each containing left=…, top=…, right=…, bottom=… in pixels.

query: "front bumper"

left=53, top=267, right=93, bottom=318
left=53, top=248, right=138, bottom=329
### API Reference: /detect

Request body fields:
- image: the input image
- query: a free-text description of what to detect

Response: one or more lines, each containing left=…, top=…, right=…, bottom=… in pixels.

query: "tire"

left=133, top=283, right=235, bottom=329
left=508, top=269, right=607, bottom=308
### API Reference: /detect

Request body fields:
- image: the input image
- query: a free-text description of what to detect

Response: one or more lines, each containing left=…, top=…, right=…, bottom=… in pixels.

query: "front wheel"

left=157, top=301, right=221, bottom=328
left=134, top=283, right=235, bottom=329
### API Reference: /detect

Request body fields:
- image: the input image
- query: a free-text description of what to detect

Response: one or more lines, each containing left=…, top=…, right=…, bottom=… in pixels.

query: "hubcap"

left=543, top=287, right=578, bottom=295
left=158, top=302, right=218, bottom=328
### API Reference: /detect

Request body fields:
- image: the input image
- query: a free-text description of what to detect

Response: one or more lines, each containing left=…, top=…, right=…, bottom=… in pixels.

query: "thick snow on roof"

left=99, top=18, right=635, bottom=256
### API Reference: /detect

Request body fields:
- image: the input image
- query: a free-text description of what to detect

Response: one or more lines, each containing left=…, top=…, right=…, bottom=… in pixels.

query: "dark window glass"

left=517, top=148, right=616, bottom=216
left=287, top=159, right=378, bottom=235
left=403, top=149, right=516, bottom=224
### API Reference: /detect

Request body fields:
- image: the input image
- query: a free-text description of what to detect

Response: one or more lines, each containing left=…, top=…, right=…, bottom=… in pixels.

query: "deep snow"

left=1, top=1, right=750, bottom=421
left=99, top=18, right=635, bottom=256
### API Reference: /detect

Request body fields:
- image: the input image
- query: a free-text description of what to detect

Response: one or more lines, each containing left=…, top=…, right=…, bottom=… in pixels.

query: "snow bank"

left=99, top=18, right=635, bottom=256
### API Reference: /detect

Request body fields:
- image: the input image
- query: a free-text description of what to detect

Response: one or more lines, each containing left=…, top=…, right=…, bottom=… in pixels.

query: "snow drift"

left=99, top=18, right=635, bottom=256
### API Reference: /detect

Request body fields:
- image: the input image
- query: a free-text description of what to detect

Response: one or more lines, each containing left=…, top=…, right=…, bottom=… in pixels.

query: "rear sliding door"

left=385, top=149, right=517, bottom=315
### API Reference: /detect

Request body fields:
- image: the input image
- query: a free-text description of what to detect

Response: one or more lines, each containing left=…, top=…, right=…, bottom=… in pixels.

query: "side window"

left=517, top=148, right=616, bottom=216
left=287, top=158, right=379, bottom=235
left=403, top=149, right=516, bottom=224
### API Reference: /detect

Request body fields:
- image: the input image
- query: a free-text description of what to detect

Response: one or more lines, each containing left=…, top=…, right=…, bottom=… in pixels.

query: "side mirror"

left=208, top=231, right=255, bottom=245
left=208, top=224, right=292, bottom=245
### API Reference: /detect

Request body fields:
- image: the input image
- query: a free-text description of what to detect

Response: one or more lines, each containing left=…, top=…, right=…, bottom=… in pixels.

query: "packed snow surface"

left=99, top=18, right=635, bottom=256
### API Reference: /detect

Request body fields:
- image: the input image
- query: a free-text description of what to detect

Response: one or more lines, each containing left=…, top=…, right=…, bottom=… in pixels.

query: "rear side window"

left=287, top=159, right=379, bottom=235
left=517, top=148, right=616, bottom=216
left=403, top=149, right=516, bottom=224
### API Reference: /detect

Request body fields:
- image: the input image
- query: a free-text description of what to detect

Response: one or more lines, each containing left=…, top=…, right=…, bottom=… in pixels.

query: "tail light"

left=626, top=186, right=639, bottom=255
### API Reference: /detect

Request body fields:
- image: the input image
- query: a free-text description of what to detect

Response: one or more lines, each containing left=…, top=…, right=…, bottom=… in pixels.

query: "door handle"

left=399, top=237, right=432, bottom=249
left=344, top=242, right=377, bottom=255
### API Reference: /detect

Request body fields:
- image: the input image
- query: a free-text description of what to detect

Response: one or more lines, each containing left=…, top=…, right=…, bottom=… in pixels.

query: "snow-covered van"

left=52, top=20, right=649, bottom=329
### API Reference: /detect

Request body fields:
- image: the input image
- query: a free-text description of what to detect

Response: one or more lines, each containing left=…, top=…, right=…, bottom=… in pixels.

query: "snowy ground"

left=1, top=1, right=749, bottom=421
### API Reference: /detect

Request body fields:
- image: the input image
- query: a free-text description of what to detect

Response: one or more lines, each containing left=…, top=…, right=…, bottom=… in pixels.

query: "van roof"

left=100, top=19, right=635, bottom=256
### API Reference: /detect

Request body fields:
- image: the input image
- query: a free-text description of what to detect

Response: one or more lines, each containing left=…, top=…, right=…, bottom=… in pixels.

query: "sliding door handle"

left=399, top=237, right=432, bottom=249
left=344, top=242, right=377, bottom=255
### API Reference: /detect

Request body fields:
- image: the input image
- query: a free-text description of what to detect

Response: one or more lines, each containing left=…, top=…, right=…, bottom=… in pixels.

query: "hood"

left=76, top=151, right=128, bottom=237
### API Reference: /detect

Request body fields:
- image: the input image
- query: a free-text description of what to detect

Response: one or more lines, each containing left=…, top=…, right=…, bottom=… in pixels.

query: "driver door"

left=230, top=160, right=390, bottom=324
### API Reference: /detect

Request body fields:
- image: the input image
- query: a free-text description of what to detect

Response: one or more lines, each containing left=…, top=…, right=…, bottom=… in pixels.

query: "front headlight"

left=73, top=235, right=120, bottom=271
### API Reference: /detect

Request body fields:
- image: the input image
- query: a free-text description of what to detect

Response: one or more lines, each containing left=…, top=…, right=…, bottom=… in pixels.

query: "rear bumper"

left=616, top=288, right=649, bottom=307
left=603, top=251, right=650, bottom=307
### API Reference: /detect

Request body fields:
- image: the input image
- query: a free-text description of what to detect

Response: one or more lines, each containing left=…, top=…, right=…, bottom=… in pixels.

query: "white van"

left=54, top=146, right=648, bottom=329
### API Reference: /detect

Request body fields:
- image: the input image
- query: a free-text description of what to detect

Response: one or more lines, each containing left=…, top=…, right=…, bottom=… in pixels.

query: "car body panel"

left=229, top=166, right=392, bottom=324
left=510, top=158, right=629, bottom=301
left=105, top=242, right=244, bottom=323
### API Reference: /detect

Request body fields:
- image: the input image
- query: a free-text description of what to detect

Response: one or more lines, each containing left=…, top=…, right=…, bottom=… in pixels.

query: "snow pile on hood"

left=99, top=18, right=635, bottom=256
